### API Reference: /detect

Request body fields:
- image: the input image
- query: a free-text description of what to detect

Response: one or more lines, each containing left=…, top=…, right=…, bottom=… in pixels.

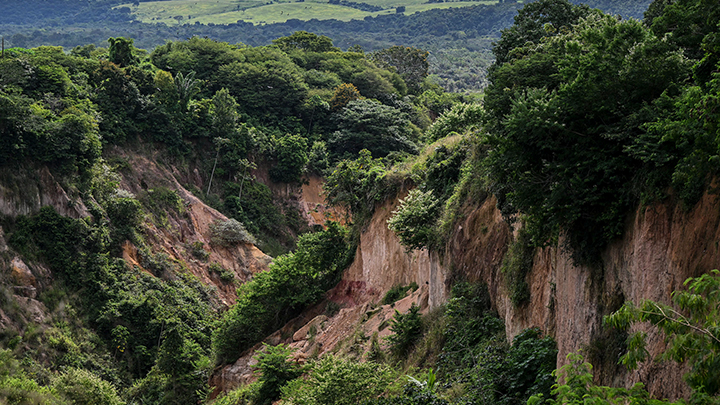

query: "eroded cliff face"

left=443, top=190, right=720, bottom=399
left=216, top=186, right=719, bottom=399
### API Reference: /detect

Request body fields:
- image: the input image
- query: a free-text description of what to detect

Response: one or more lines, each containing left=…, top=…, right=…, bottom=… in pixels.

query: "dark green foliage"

left=108, top=37, right=137, bottom=67
left=483, top=13, right=690, bottom=264
left=273, top=31, right=340, bottom=53
left=105, top=193, right=143, bottom=244
left=9, top=207, right=94, bottom=289
left=502, top=227, right=534, bottom=307
left=382, top=283, right=419, bottom=305
left=437, top=283, right=500, bottom=375
left=7, top=205, right=215, bottom=403
left=422, top=143, right=467, bottom=202
left=253, top=344, right=303, bottom=405
left=364, top=383, right=448, bottom=405
left=388, top=304, right=423, bottom=359
left=491, top=0, right=591, bottom=68
left=371, top=46, right=429, bottom=95
left=138, top=187, right=184, bottom=228
left=329, top=99, right=417, bottom=160
left=270, top=134, right=309, bottom=184
left=213, top=222, right=353, bottom=364
left=493, top=328, right=557, bottom=405
left=209, top=262, right=235, bottom=284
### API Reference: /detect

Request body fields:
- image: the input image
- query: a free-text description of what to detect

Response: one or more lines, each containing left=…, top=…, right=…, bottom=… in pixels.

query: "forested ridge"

left=0, top=0, right=651, bottom=92
left=0, top=0, right=720, bottom=404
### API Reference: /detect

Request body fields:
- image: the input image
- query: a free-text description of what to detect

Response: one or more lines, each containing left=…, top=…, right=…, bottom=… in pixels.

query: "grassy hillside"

left=119, top=0, right=497, bottom=26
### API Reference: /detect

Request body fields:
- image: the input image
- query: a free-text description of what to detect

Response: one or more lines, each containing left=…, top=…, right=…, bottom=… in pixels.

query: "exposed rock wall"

left=443, top=191, right=720, bottom=399
left=214, top=179, right=719, bottom=399
left=333, top=190, right=446, bottom=309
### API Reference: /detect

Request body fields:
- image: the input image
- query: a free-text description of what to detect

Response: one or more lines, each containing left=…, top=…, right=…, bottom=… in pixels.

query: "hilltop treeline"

left=0, top=0, right=652, bottom=92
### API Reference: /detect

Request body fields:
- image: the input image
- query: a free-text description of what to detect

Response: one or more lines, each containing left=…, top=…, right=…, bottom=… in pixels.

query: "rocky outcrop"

left=333, top=191, right=446, bottom=309
left=0, top=166, right=90, bottom=219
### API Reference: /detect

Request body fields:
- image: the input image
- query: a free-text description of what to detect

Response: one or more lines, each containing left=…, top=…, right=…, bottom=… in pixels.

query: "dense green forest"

left=1, top=0, right=720, bottom=404
left=0, top=0, right=652, bottom=92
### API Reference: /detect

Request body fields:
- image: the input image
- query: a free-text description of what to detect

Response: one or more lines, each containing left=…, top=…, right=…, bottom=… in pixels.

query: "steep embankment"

left=215, top=184, right=720, bottom=399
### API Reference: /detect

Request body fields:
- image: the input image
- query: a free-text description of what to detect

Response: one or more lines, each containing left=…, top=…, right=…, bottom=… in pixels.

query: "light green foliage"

left=213, top=222, right=353, bottom=364
left=387, top=189, right=440, bottom=250
left=253, top=344, right=303, bottom=405
left=0, top=349, right=67, bottom=405
left=209, top=218, right=258, bottom=246
left=51, top=368, right=125, bottom=405
left=174, top=71, right=200, bottom=111
left=280, top=354, right=396, bottom=405
left=324, top=149, right=398, bottom=225
left=528, top=353, right=682, bottom=405
left=605, top=270, right=720, bottom=396
left=213, top=383, right=259, bottom=405
left=423, top=103, right=482, bottom=143
left=211, top=88, right=241, bottom=137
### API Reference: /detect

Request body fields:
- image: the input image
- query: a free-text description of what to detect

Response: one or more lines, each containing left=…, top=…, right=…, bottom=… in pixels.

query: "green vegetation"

left=1, top=0, right=720, bottom=403
left=387, top=304, right=423, bottom=359
left=213, top=221, right=354, bottom=364
left=381, top=282, right=419, bottom=305
left=605, top=270, right=720, bottom=397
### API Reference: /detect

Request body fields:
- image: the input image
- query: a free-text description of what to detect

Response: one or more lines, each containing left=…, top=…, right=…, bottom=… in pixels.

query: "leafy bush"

left=209, top=218, right=257, bottom=246
left=387, top=189, right=440, bottom=251
left=253, top=344, right=303, bottom=405
left=209, top=262, right=235, bottom=284
left=527, top=353, right=687, bottom=405
left=424, top=103, right=483, bottom=143
left=280, top=355, right=396, bottom=405
left=52, top=368, right=124, bottom=405
left=605, top=269, right=720, bottom=396
left=501, top=227, right=535, bottom=307
left=270, top=133, right=309, bottom=184
left=328, top=99, right=417, bottom=161
left=483, top=13, right=690, bottom=264
left=381, top=283, right=419, bottom=305
left=213, top=222, right=353, bottom=364
left=387, top=304, right=423, bottom=359
left=324, top=149, right=400, bottom=226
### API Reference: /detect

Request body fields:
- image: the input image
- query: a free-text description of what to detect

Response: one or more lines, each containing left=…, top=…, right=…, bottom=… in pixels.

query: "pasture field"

left=118, top=0, right=497, bottom=26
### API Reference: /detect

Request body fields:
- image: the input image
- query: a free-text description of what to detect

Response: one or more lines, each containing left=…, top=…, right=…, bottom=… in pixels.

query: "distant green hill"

left=117, top=0, right=500, bottom=26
